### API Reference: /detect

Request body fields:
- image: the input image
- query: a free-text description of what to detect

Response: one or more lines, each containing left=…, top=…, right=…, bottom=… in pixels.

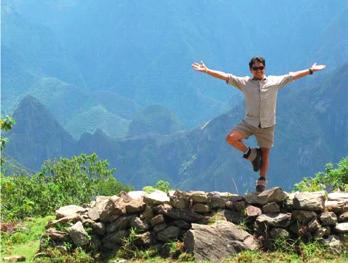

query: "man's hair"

left=249, top=56, right=266, bottom=68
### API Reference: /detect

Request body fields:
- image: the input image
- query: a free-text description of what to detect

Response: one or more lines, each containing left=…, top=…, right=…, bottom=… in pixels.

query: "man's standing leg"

left=255, top=124, right=275, bottom=192
left=255, top=147, right=270, bottom=192
left=260, top=147, right=270, bottom=177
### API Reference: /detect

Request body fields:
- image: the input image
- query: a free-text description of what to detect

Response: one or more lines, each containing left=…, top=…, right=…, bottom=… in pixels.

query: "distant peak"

left=17, top=94, right=43, bottom=108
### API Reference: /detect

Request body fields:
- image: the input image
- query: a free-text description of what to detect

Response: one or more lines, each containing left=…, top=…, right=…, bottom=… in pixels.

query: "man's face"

left=250, top=61, right=265, bottom=80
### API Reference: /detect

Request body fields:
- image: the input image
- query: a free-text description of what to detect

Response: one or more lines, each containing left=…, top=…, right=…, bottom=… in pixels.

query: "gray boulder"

left=98, top=196, right=127, bottom=222
left=68, top=221, right=90, bottom=246
left=212, top=209, right=245, bottom=224
left=262, top=202, right=280, bottom=213
left=338, top=211, right=348, bottom=222
left=246, top=205, right=262, bottom=217
left=322, top=235, right=343, bottom=254
left=156, top=225, right=181, bottom=242
left=292, top=210, right=317, bottom=224
left=56, top=205, right=86, bottom=219
left=256, top=213, right=291, bottom=227
left=130, top=217, right=149, bottom=233
left=325, top=200, right=348, bottom=214
left=183, top=220, right=259, bottom=262
left=269, top=228, right=289, bottom=239
left=308, top=218, right=320, bottom=232
left=144, top=190, right=170, bottom=206
left=293, top=192, right=325, bottom=211
left=320, top=212, right=337, bottom=226
left=153, top=223, right=167, bottom=233
left=172, top=219, right=191, bottom=229
left=208, top=192, right=227, bottom=209
left=154, top=203, right=207, bottom=223
left=244, top=187, right=287, bottom=206
left=102, top=230, right=128, bottom=249
left=134, top=231, right=153, bottom=247
left=192, top=203, right=210, bottom=213
left=334, top=222, right=348, bottom=233
left=188, top=191, right=209, bottom=203
left=125, top=198, right=146, bottom=214
left=106, top=215, right=135, bottom=233
left=328, top=192, right=348, bottom=201
left=169, top=189, right=189, bottom=209
left=314, top=226, right=331, bottom=238
left=150, top=214, right=165, bottom=226
left=82, top=219, right=105, bottom=236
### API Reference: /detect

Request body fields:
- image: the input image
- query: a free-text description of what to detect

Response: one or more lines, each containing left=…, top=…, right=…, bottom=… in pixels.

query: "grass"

left=223, top=250, right=348, bottom=263
left=1, top=215, right=54, bottom=262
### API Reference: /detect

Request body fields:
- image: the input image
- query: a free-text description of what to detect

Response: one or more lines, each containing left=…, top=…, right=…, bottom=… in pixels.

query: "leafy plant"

left=117, top=227, right=141, bottom=259
left=293, top=156, right=348, bottom=192
left=0, top=115, right=16, bottom=165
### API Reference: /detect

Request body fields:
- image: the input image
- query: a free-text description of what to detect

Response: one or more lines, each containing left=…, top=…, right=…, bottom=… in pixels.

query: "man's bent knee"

left=226, top=130, right=244, bottom=144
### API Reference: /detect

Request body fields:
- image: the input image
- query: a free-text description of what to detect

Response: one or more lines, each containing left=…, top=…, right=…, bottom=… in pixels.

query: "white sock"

left=243, top=147, right=250, bottom=154
left=247, top=148, right=257, bottom=161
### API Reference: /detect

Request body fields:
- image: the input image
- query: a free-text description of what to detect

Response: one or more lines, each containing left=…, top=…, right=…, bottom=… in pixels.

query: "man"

left=192, top=57, right=326, bottom=192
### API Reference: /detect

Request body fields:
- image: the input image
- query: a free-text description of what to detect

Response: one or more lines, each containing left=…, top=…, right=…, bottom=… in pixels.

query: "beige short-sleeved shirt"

left=225, top=72, right=296, bottom=128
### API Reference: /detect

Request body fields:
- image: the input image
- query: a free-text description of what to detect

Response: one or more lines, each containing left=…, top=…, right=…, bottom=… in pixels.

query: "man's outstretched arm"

left=277, top=62, right=327, bottom=89
left=192, top=60, right=247, bottom=90
left=292, top=62, right=326, bottom=80
left=192, top=60, right=228, bottom=80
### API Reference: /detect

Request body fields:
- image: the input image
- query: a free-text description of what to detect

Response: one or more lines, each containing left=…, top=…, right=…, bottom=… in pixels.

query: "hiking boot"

left=243, top=147, right=262, bottom=172
left=256, top=176, right=266, bottom=192
left=252, top=148, right=262, bottom=172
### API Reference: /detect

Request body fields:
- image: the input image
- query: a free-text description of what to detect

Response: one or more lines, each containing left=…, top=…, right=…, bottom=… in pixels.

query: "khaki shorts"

left=230, top=120, right=275, bottom=148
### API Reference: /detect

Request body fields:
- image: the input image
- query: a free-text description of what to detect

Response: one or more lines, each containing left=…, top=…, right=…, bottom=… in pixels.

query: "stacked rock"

left=40, top=188, right=348, bottom=262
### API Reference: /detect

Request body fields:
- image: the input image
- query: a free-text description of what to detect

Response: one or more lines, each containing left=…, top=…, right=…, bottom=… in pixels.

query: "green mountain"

left=4, top=95, right=77, bottom=170
left=127, top=105, right=184, bottom=137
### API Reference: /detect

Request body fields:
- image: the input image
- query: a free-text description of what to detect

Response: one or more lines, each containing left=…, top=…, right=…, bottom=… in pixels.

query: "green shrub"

left=293, top=156, right=348, bottom=192
left=1, top=153, right=133, bottom=220
left=143, top=179, right=172, bottom=193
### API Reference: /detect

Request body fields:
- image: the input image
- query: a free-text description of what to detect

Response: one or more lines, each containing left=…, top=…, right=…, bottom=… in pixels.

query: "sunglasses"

left=252, top=66, right=264, bottom=71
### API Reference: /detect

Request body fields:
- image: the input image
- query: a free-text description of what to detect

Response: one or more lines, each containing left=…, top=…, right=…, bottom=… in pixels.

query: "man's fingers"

left=192, top=65, right=203, bottom=71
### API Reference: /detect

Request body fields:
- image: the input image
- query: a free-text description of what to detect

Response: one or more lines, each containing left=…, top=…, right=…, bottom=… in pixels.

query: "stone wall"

left=40, top=188, right=348, bottom=262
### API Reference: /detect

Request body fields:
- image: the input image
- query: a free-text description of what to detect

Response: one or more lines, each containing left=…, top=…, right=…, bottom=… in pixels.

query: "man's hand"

left=290, top=62, right=327, bottom=81
left=192, top=60, right=208, bottom=73
left=192, top=61, right=231, bottom=81
left=310, top=62, right=326, bottom=72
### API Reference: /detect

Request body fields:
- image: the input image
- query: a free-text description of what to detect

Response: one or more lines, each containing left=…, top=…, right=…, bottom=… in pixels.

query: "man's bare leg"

left=255, top=147, right=270, bottom=192
left=259, top=147, right=270, bottom=177
left=226, top=130, right=262, bottom=172
left=225, top=130, right=249, bottom=153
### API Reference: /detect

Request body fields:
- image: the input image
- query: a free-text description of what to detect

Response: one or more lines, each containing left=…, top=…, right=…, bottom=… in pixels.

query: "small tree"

left=0, top=116, right=16, bottom=166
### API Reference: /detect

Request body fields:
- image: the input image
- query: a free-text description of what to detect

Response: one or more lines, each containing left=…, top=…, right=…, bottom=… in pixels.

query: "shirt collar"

left=252, top=75, right=267, bottom=81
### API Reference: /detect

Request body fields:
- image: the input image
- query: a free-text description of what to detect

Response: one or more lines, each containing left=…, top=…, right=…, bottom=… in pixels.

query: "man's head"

left=249, top=56, right=266, bottom=80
